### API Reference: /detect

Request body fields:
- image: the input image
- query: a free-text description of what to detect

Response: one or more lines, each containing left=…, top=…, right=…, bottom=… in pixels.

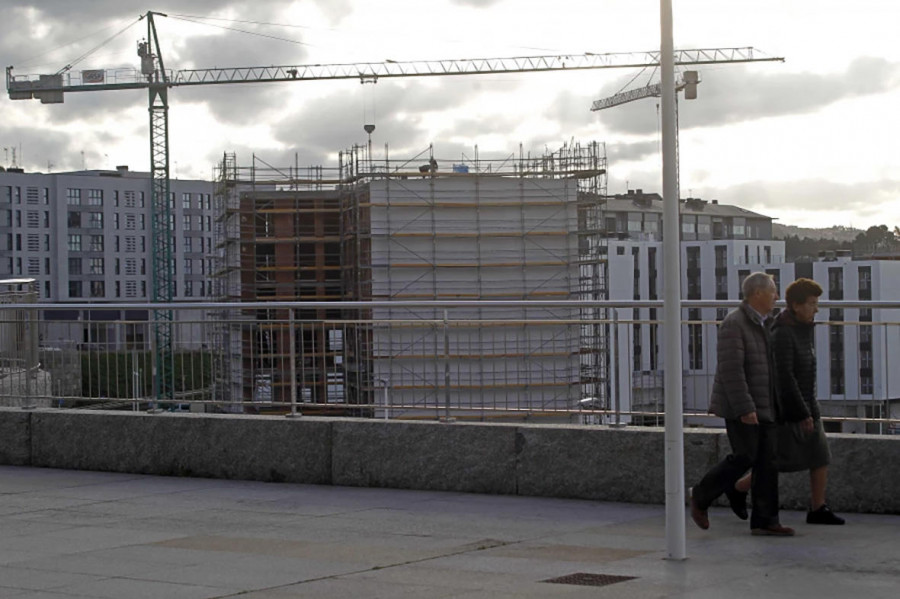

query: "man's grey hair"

left=742, top=271, right=775, bottom=299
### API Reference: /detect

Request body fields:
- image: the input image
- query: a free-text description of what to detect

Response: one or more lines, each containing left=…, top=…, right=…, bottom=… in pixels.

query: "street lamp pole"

left=660, top=0, right=687, bottom=560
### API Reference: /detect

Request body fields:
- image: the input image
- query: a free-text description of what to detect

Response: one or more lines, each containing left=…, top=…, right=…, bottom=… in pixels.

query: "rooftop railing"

left=1, top=300, right=897, bottom=434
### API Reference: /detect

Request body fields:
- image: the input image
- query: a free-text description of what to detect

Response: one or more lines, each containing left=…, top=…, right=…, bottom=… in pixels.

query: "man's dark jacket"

left=709, top=302, right=779, bottom=423
left=772, top=308, right=820, bottom=422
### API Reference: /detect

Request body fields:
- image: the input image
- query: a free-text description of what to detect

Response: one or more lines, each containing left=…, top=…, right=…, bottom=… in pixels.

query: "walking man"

left=689, top=272, right=794, bottom=536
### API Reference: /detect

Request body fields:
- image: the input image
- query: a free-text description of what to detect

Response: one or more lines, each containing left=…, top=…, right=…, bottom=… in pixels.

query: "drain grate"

left=541, top=572, right=637, bottom=587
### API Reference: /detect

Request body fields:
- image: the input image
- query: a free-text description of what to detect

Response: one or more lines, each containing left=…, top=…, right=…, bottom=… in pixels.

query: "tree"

left=853, top=225, right=899, bottom=256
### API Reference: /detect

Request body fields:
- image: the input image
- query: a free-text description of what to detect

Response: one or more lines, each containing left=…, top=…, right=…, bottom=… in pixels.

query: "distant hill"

left=773, top=224, right=862, bottom=242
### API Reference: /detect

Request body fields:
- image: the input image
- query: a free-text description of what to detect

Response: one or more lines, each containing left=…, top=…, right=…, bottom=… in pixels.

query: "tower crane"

left=5, top=10, right=783, bottom=402
left=590, top=68, right=703, bottom=201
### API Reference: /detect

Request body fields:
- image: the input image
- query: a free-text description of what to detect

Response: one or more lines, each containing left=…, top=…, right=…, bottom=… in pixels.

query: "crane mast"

left=5, top=11, right=783, bottom=402
left=141, top=12, right=176, bottom=403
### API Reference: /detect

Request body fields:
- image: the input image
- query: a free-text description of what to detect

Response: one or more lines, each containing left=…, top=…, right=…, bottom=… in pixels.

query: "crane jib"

left=7, top=49, right=783, bottom=98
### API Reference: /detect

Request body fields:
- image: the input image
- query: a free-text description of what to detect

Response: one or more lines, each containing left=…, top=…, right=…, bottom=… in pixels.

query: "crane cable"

left=55, top=16, right=142, bottom=75
left=167, top=15, right=311, bottom=47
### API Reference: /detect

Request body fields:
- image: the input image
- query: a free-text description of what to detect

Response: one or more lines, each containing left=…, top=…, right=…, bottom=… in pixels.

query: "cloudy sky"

left=2, top=0, right=898, bottom=229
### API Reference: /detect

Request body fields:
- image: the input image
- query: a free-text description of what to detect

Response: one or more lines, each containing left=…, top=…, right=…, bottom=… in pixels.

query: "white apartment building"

left=604, top=190, right=900, bottom=433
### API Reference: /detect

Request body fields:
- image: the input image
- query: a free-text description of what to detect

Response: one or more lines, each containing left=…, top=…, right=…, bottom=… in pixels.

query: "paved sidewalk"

left=0, top=465, right=897, bottom=598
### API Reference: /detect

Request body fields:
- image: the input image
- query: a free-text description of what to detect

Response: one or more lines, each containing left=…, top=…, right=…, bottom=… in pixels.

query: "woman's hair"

left=785, top=277, right=823, bottom=307
left=741, top=271, right=774, bottom=299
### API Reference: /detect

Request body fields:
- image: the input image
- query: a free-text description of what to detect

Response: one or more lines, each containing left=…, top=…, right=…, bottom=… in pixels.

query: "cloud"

left=450, top=0, right=506, bottom=7
left=0, top=124, right=95, bottom=172
left=698, top=178, right=900, bottom=226
left=607, top=140, right=658, bottom=163
left=268, top=77, right=527, bottom=154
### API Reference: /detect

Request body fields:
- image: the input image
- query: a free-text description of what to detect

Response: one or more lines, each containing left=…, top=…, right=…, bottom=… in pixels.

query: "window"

left=114, top=213, right=120, bottom=229
left=66, top=188, right=81, bottom=205
left=69, top=258, right=82, bottom=275
left=125, top=236, right=136, bottom=252
left=828, top=267, right=843, bottom=300
left=715, top=245, right=728, bottom=268
left=42, top=188, right=49, bottom=205
left=90, top=281, right=105, bottom=297
left=115, top=258, right=120, bottom=275
left=184, top=237, right=193, bottom=253
left=737, top=269, right=750, bottom=299
left=27, top=234, right=39, bottom=252
left=26, top=211, right=39, bottom=228
left=88, top=212, right=103, bottom=229
left=68, top=234, right=82, bottom=251
left=125, top=258, right=136, bottom=276
left=89, top=235, right=104, bottom=252
left=124, top=191, right=136, bottom=208
left=68, top=211, right=81, bottom=228
left=829, top=309, right=844, bottom=395
left=125, top=214, right=136, bottom=230
left=182, top=193, right=192, bottom=209
left=87, top=189, right=103, bottom=206
left=114, top=190, right=119, bottom=207
left=89, top=257, right=104, bottom=274
left=858, top=266, right=872, bottom=300
left=183, top=214, right=191, bottom=231
left=68, top=281, right=83, bottom=298
left=184, top=280, right=193, bottom=297
left=688, top=308, right=703, bottom=370
left=184, top=258, right=193, bottom=275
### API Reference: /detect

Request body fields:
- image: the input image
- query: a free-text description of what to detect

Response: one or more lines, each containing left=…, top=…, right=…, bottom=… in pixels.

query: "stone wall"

left=1, top=408, right=897, bottom=513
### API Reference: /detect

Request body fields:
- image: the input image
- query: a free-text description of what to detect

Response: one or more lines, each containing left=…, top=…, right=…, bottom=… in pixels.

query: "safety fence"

left=0, top=300, right=897, bottom=434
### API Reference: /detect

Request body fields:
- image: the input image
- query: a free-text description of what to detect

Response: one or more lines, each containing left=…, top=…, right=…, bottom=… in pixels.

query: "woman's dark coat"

left=772, top=308, right=820, bottom=422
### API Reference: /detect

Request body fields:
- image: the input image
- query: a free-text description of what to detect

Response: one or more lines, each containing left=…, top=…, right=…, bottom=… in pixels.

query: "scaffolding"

left=211, top=142, right=608, bottom=418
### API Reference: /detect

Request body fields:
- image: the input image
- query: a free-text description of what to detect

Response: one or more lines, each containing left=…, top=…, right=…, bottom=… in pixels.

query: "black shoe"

left=751, top=524, right=795, bottom=536
left=807, top=504, right=845, bottom=525
left=725, top=488, right=749, bottom=520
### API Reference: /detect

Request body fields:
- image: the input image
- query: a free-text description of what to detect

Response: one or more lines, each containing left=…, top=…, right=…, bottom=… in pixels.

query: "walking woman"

left=734, top=277, right=844, bottom=525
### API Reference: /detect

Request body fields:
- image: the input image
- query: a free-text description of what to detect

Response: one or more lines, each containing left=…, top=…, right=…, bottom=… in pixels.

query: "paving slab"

left=1, top=465, right=897, bottom=598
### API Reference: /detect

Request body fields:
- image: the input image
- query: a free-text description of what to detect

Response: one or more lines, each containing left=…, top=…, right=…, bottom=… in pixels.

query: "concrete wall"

left=1, top=408, right=897, bottom=513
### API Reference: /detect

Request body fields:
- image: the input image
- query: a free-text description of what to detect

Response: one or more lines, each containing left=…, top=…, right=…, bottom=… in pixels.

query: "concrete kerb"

left=0, top=408, right=897, bottom=513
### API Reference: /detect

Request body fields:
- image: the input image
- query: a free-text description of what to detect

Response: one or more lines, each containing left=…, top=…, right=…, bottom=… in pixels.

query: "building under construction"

left=211, top=142, right=609, bottom=418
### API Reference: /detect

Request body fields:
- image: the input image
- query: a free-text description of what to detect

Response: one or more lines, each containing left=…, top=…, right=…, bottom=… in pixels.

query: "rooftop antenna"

left=11, top=148, right=18, bottom=169
left=81, top=150, right=85, bottom=170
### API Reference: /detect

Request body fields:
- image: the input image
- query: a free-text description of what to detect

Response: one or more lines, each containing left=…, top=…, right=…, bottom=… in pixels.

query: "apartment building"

left=603, top=190, right=899, bottom=433
left=0, top=166, right=215, bottom=349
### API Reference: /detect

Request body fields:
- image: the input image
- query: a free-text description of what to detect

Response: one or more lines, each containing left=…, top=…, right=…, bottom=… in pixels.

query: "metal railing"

left=1, top=300, right=897, bottom=433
